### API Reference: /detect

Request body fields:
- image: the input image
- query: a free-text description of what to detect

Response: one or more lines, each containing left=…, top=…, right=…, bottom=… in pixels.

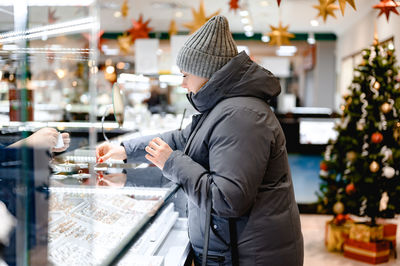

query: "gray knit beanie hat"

left=176, top=15, right=238, bottom=79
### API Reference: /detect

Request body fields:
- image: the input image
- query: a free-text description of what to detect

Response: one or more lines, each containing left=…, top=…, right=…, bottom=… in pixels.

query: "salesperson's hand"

left=96, top=142, right=127, bottom=163
left=52, top=132, right=70, bottom=153
left=145, top=137, right=173, bottom=170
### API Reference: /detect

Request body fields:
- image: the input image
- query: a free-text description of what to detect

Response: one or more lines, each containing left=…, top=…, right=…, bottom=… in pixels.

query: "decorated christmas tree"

left=317, top=41, right=400, bottom=224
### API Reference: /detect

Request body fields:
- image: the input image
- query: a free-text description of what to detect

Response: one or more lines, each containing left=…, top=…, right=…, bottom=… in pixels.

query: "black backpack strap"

left=229, top=218, right=239, bottom=266
left=202, top=180, right=212, bottom=266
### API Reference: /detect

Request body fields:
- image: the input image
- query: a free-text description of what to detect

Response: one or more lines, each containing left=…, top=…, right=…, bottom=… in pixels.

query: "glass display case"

left=0, top=2, right=189, bottom=266
left=47, top=150, right=186, bottom=266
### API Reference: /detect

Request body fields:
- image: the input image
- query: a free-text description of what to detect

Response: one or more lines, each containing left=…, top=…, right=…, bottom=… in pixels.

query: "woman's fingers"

left=145, top=145, right=156, bottom=156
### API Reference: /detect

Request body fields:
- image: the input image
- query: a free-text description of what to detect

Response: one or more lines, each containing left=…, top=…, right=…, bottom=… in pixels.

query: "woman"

left=96, top=15, right=303, bottom=266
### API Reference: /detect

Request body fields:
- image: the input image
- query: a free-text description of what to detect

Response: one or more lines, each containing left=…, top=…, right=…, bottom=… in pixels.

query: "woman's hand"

left=145, top=137, right=173, bottom=170
left=96, top=142, right=127, bottom=163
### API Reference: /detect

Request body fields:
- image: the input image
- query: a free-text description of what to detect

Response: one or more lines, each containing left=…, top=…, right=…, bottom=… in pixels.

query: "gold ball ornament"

left=317, top=204, right=324, bottom=213
left=369, top=161, right=380, bottom=173
left=323, top=197, right=329, bottom=205
left=346, top=151, right=357, bottom=161
left=380, top=102, right=392, bottom=113
left=333, top=201, right=345, bottom=214
left=373, top=81, right=381, bottom=90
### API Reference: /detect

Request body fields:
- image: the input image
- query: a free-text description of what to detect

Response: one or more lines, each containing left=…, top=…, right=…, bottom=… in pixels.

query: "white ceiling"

left=0, top=0, right=378, bottom=35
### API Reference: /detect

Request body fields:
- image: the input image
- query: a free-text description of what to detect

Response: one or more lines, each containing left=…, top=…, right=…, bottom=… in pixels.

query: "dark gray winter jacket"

left=122, top=51, right=304, bottom=266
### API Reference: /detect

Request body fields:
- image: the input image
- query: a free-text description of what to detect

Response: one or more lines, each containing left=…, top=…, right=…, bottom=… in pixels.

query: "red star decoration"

left=127, top=14, right=153, bottom=44
left=82, top=30, right=105, bottom=53
left=373, top=0, right=399, bottom=21
left=277, top=0, right=282, bottom=7
left=229, top=0, right=240, bottom=12
left=48, top=7, right=59, bottom=24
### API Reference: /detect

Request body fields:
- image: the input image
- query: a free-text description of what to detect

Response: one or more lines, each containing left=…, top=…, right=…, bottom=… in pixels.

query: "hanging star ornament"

left=183, top=0, right=220, bottom=33
left=168, top=19, right=178, bottom=36
left=118, top=32, right=132, bottom=54
left=121, top=0, right=129, bottom=18
left=337, top=0, right=356, bottom=16
left=373, top=0, right=399, bottom=21
left=127, top=14, right=153, bottom=44
left=48, top=7, right=59, bottom=24
left=82, top=30, right=105, bottom=53
left=229, top=0, right=240, bottom=12
left=313, top=0, right=339, bottom=22
left=267, top=22, right=295, bottom=46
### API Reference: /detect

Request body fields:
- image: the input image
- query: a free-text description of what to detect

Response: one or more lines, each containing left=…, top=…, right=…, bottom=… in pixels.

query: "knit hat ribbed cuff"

left=177, top=45, right=234, bottom=79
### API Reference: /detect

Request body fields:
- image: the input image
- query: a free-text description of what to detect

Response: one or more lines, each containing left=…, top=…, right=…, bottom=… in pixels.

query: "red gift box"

left=382, top=223, right=397, bottom=248
left=343, top=239, right=390, bottom=264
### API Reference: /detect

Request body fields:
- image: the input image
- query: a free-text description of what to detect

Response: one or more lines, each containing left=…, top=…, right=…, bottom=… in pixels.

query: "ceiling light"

left=0, top=17, right=95, bottom=44
left=175, top=11, right=183, bottom=18
left=244, top=31, right=254, bottom=37
left=261, top=35, right=270, bottom=43
left=244, top=25, right=253, bottom=32
left=114, top=11, right=121, bottom=18
left=276, top=46, right=297, bottom=56
left=239, top=10, right=249, bottom=16
left=310, top=19, right=319, bottom=27
left=307, top=33, right=316, bottom=45
left=260, top=1, right=269, bottom=7
left=241, top=18, right=249, bottom=24
left=0, top=0, right=94, bottom=5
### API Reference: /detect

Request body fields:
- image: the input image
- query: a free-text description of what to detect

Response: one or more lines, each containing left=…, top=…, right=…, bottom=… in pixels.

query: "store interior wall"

left=335, top=10, right=400, bottom=108
left=304, top=41, right=336, bottom=109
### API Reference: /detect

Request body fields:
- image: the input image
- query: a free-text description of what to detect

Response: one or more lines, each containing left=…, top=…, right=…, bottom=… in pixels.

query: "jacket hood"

left=188, top=51, right=281, bottom=113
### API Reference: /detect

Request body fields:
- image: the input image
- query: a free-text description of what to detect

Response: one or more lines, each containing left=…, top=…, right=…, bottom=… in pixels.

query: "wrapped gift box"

left=382, top=223, right=397, bottom=248
left=349, top=223, right=384, bottom=243
left=344, top=239, right=390, bottom=264
left=325, top=220, right=353, bottom=252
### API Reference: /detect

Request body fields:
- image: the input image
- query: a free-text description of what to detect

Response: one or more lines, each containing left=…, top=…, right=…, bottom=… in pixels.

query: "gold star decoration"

left=338, top=0, right=356, bottom=16
left=313, top=0, right=339, bottom=22
left=168, top=19, right=178, bottom=36
left=118, top=32, right=132, bottom=54
left=48, top=7, right=59, bottom=24
left=183, top=0, right=220, bottom=33
left=267, top=22, right=295, bottom=46
left=373, top=0, right=399, bottom=21
left=127, top=14, right=153, bottom=44
left=121, top=0, right=129, bottom=18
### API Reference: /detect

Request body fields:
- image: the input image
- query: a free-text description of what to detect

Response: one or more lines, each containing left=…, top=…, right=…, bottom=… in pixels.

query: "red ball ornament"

left=345, top=183, right=356, bottom=195
left=320, top=161, right=328, bottom=171
left=371, top=132, right=383, bottom=144
left=334, top=213, right=346, bottom=225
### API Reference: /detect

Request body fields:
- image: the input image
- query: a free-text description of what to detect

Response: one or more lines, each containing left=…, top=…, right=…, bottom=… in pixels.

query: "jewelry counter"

left=47, top=149, right=190, bottom=266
